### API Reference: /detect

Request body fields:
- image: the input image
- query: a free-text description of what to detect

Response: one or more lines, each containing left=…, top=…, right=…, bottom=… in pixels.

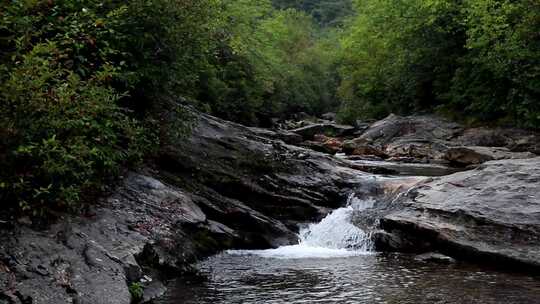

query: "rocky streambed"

left=1, top=110, right=539, bottom=304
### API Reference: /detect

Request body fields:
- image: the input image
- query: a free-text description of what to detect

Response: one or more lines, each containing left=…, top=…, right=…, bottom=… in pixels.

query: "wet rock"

left=141, top=280, right=166, bottom=303
left=372, top=230, right=432, bottom=253
left=291, top=123, right=355, bottom=140
left=381, top=157, right=540, bottom=270
left=415, top=252, right=456, bottom=264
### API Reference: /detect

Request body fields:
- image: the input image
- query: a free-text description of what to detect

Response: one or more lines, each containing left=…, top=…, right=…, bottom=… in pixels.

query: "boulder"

left=444, top=146, right=536, bottom=166
left=344, top=114, right=538, bottom=165
left=457, top=128, right=510, bottom=147
left=342, top=138, right=388, bottom=158
left=384, top=138, right=450, bottom=161
left=343, top=114, right=464, bottom=163
left=509, top=135, right=540, bottom=154
left=291, top=123, right=355, bottom=140
left=380, top=157, right=540, bottom=270
left=458, top=127, right=540, bottom=155
left=321, top=112, right=337, bottom=121
left=358, top=114, right=463, bottom=146
left=415, top=252, right=456, bottom=264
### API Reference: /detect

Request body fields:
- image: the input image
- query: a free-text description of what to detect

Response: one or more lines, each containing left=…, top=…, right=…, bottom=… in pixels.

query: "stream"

left=156, top=195, right=540, bottom=303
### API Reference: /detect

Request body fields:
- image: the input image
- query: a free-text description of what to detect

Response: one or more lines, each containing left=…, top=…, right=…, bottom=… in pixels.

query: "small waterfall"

left=228, top=194, right=375, bottom=259
left=299, top=194, right=374, bottom=251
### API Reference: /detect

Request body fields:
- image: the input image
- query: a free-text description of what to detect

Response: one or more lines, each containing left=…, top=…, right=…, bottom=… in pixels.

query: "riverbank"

left=1, top=110, right=539, bottom=304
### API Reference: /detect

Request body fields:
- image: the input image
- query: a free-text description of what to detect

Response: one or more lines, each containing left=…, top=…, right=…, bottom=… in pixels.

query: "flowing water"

left=157, top=195, right=540, bottom=304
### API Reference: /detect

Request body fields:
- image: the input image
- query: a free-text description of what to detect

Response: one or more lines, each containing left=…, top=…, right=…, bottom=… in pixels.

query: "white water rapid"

left=227, top=194, right=375, bottom=259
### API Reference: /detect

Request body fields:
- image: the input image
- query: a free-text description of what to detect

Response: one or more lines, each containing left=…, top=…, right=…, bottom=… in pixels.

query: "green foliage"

left=0, top=0, right=218, bottom=215
left=0, top=42, right=149, bottom=215
left=128, top=282, right=144, bottom=303
left=337, top=0, right=539, bottom=128
left=448, top=0, right=540, bottom=127
left=272, top=0, right=353, bottom=26
left=198, top=0, right=342, bottom=125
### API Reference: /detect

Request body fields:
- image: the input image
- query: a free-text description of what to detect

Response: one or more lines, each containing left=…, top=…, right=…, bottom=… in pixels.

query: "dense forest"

left=0, top=0, right=538, bottom=215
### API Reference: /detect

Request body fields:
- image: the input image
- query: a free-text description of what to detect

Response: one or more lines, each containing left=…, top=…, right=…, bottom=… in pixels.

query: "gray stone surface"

left=380, top=158, right=540, bottom=269
left=291, top=123, right=355, bottom=140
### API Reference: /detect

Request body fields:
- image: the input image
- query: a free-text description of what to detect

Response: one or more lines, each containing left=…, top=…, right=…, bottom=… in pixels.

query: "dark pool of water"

left=156, top=253, right=540, bottom=304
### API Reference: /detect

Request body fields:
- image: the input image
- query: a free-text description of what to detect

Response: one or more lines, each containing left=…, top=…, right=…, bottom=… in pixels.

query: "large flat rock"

left=380, top=157, right=540, bottom=270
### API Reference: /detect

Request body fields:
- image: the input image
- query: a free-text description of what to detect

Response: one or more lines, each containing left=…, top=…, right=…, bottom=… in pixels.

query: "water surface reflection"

left=157, top=253, right=540, bottom=304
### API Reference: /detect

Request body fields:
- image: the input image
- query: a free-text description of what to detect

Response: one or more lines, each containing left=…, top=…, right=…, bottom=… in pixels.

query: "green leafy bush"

left=0, top=42, right=149, bottom=215
left=128, top=282, right=144, bottom=303
left=0, top=0, right=218, bottom=215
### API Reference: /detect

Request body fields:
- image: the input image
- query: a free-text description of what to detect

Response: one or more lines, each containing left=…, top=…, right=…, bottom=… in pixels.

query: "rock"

left=510, top=135, right=540, bottom=154
left=458, top=127, right=540, bottom=155
left=141, top=280, right=167, bottom=303
left=343, top=159, right=463, bottom=177
left=324, top=138, right=344, bottom=151
left=157, top=109, right=374, bottom=231
left=444, top=146, right=495, bottom=166
left=343, top=114, right=465, bottom=163
left=248, top=127, right=303, bottom=145
left=276, top=131, right=304, bottom=145
left=444, top=146, right=536, bottom=166
left=299, top=141, right=338, bottom=155
left=415, top=252, right=456, bottom=264
left=358, top=114, right=463, bottom=147
left=321, top=112, right=337, bottom=121
left=342, top=139, right=388, bottom=158
left=384, top=138, right=450, bottom=161
left=291, top=123, right=355, bottom=140
left=294, top=112, right=310, bottom=121
left=311, top=134, right=344, bottom=154
left=343, top=114, right=538, bottom=165
left=372, top=230, right=431, bottom=253
left=353, top=121, right=371, bottom=135
left=340, top=154, right=384, bottom=162
left=381, top=157, right=540, bottom=270
left=457, top=128, right=510, bottom=147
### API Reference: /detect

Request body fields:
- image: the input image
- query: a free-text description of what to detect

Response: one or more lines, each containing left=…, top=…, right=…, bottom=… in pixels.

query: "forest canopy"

left=0, top=0, right=538, bottom=215
left=338, top=0, right=540, bottom=127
